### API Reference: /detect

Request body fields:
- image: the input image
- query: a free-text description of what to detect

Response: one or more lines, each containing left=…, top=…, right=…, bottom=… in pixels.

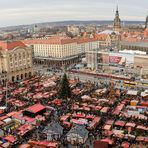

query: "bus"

left=123, top=81, right=137, bottom=87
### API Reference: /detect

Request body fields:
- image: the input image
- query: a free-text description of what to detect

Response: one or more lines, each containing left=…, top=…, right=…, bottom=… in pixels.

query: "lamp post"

left=5, top=79, right=8, bottom=109
left=140, top=67, right=143, bottom=79
left=5, top=73, right=8, bottom=111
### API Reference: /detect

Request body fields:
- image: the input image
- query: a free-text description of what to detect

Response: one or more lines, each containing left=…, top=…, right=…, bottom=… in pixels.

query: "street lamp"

left=5, top=74, right=8, bottom=111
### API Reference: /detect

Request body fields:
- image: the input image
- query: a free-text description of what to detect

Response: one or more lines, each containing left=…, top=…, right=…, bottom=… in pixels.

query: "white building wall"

left=32, top=40, right=99, bottom=59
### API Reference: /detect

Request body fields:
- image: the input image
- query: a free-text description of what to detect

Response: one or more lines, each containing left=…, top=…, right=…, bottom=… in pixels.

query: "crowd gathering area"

left=0, top=74, right=147, bottom=148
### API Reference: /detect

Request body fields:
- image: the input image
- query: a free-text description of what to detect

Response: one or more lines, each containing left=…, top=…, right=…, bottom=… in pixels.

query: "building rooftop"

left=67, top=125, right=89, bottom=138
left=98, top=30, right=119, bottom=35
left=26, top=104, right=45, bottom=114
left=120, top=41, right=148, bottom=48
left=119, top=50, right=146, bottom=55
left=0, top=41, right=27, bottom=50
left=23, top=36, right=98, bottom=45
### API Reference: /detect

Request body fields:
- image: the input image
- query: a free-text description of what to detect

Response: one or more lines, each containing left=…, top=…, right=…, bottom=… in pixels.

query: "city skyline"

left=0, top=0, right=148, bottom=27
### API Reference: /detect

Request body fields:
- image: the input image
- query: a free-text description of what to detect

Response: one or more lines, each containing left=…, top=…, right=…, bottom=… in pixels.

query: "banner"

left=109, top=56, right=122, bottom=64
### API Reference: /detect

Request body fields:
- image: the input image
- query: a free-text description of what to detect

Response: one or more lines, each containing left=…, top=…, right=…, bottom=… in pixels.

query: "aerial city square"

left=0, top=0, right=148, bottom=147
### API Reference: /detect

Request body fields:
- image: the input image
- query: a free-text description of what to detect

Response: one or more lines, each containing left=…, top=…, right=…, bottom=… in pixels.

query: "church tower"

left=145, top=14, right=148, bottom=29
left=113, top=5, right=122, bottom=32
left=144, top=14, right=148, bottom=38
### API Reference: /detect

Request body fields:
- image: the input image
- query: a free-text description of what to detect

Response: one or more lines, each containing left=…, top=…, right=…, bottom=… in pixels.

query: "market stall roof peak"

left=26, top=103, right=45, bottom=114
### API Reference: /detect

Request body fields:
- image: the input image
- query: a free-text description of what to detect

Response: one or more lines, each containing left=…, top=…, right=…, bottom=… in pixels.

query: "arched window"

left=19, top=53, right=21, bottom=59
left=23, top=52, right=26, bottom=59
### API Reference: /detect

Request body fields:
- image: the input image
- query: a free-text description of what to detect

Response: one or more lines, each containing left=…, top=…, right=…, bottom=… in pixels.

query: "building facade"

left=67, top=26, right=80, bottom=36
left=134, top=55, right=148, bottom=75
left=120, top=41, right=148, bottom=54
left=86, top=51, right=109, bottom=70
left=95, top=30, right=121, bottom=49
left=86, top=50, right=148, bottom=76
left=23, top=36, right=100, bottom=68
left=0, top=41, right=33, bottom=82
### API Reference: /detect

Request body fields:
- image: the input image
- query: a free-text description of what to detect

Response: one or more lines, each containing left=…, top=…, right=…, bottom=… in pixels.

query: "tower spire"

left=116, top=4, right=119, bottom=16
left=113, top=3, right=121, bottom=32
left=145, top=13, right=148, bottom=28
left=116, top=0, right=119, bottom=16
left=116, top=4, right=118, bottom=12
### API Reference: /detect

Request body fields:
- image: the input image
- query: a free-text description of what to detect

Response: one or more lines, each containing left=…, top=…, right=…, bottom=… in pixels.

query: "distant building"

left=0, top=41, right=33, bottom=82
left=95, top=30, right=121, bottom=48
left=113, top=5, right=122, bottom=32
left=120, top=41, right=148, bottom=54
left=113, top=6, right=146, bottom=33
left=67, top=26, right=80, bottom=36
left=86, top=50, right=148, bottom=76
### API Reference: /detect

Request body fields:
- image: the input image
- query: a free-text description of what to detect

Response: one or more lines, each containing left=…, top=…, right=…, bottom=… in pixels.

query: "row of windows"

left=35, top=44, right=77, bottom=48
left=10, top=64, right=31, bottom=70
left=10, top=60, right=31, bottom=67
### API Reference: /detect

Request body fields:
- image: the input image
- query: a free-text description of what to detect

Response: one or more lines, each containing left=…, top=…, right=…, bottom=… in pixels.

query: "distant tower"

left=145, top=14, right=148, bottom=29
left=113, top=5, right=122, bottom=32
left=144, top=14, right=148, bottom=38
left=33, top=25, right=39, bottom=33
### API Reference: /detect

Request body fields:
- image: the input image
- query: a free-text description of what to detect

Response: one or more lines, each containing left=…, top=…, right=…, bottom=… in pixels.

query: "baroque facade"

left=0, top=41, right=33, bottom=83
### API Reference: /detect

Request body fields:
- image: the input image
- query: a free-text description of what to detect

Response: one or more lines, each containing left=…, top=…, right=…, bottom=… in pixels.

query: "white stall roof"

left=127, top=90, right=138, bottom=96
left=3, top=118, right=12, bottom=124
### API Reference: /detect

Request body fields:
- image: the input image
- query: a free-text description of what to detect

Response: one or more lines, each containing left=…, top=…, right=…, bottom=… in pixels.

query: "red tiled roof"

left=22, top=36, right=98, bottom=45
left=94, top=141, right=109, bottom=148
left=22, top=36, right=76, bottom=45
left=28, top=140, right=58, bottom=148
left=77, top=38, right=98, bottom=44
left=27, top=104, right=45, bottom=114
left=115, top=120, right=125, bottom=127
left=0, top=41, right=26, bottom=50
left=94, top=33, right=108, bottom=41
left=0, top=115, right=8, bottom=121
left=19, top=144, right=31, bottom=148
left=4, top=135, right=17, bottom=143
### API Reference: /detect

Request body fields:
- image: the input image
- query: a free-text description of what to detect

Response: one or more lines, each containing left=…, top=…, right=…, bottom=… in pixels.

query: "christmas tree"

left=58, top=73, right=71, bottom=99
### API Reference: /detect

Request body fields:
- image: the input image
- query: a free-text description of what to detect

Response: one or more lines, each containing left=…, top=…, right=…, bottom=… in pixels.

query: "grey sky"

left=0, top=0, right=147, bottom=27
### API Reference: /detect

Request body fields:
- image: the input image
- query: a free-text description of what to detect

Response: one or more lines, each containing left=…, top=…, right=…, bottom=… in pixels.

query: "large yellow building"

left=0, top=41, right=33, bottom=83
left=23, top=36, right=100, bottom=67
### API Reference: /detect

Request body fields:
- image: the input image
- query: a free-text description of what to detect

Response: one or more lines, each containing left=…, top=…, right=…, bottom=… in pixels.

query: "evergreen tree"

left=58, top=73, right=71, bottom=99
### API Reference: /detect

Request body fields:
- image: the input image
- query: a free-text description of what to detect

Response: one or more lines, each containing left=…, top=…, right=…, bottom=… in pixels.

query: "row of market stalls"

left=0, top=103, right=51, bottom=147
left=0, top=73, right=147, bottom=147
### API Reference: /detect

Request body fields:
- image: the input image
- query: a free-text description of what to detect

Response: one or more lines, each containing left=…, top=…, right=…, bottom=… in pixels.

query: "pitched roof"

left=94, top=34, right=108, bottom=41
left=23, top=36, right=77, bottom=45
left=22, top=36, right=98, bottom=45
left=27, top=104, right=45, bottom=114
left=94, top=141, right=109, bottom=148
left=98, top=30, right=119, bottom=35
left=67, top=125, right=88, bottom=138
left=43, top=122, right=63, bottom=134
left=0, top=41, right=27, bottom=50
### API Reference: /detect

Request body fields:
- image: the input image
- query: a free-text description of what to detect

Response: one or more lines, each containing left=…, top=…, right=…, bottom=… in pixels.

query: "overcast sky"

left=0, top=0, right=147, bottom=27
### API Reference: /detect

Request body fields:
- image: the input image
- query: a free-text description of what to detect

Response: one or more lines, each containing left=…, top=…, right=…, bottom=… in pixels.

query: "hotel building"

left=23, top=36, right=100, bottom=68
